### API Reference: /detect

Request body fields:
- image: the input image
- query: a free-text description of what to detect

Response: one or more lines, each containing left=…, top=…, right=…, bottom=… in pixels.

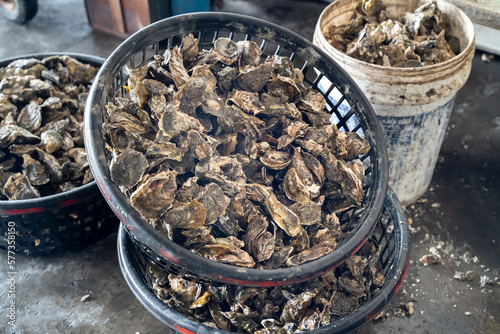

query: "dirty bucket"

left=314, top=0, right=475, bottom=204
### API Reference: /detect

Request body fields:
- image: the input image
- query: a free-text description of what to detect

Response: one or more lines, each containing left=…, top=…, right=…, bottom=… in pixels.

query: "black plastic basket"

left=0, top=53, right=118, bottom=256
left=85, top=12, right=389, bottom=286
left=118, top=187, right=409, bottom=334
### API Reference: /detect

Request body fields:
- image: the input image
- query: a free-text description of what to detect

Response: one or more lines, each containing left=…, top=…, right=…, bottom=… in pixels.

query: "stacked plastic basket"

left=84, top=13, right=410, bottom=333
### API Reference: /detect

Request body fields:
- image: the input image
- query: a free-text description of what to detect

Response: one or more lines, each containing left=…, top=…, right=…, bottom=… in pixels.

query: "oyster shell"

left=196, top=183, right=230, bottom=225
left=159, top=109, right=204, bottom=140
left=162, top=199, right=207, bottom=230
left=246, top=184, right=300, bottom=237
left=130, top=170, right=177, bottom=220
left=236, top=63, right=273, bottom=92
left=237, top=41, right=262, bottom=69
left=197, top=238, right=255, bottom=268
left=214, top=38, right=239, bottom=65
left=260, top=150, right=291, bottom=170
left=16, top=101, right=42, bottom=132
left=22, top=154, right=50, bottom=186
left=40, top=130, right=63, bottom=154
left=244, top=214, right=274, bottom=262
left=110, top=148, right=148, bottom=189
left=3, top=173, right=40, bottom=200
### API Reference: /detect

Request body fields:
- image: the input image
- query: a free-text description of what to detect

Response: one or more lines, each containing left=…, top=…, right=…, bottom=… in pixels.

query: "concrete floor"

left=0, top=0, right=499, bottom=333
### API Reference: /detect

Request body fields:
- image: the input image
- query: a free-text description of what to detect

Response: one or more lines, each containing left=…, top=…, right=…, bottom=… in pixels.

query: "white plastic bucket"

left=314, top=0, right=475, bottom=204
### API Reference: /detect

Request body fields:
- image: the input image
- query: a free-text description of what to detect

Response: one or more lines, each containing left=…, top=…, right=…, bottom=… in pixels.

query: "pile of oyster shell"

left=105, top=34, right=370, bottom=269
left=0, top=55, right=97, bottom=200
left=326, top=0, right=460, bottom=67
left=148, top=235, right=385, bottom=332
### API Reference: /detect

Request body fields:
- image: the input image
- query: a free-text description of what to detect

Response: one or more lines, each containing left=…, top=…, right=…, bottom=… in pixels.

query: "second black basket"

left=0, top=53, right=119, bottom=255
left=118, top=187, right=410, bottom=334
left=85, top=12, right=389, bottom=286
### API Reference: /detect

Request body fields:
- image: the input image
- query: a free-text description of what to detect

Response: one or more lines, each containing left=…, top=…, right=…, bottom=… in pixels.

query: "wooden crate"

left=84, top=0, right=171, bottom=38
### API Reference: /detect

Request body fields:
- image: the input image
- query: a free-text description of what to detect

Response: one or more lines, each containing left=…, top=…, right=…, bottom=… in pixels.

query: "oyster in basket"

left=147, top=232, right=387, bottom=333
left=103, top=34, right=370, bottom=269
left=325, top=0, right=459, bottom=67
left=0, top=55, right=98, bottom=200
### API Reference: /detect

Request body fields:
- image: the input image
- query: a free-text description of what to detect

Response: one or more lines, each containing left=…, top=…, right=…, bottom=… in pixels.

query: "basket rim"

left=0, top=52, right=105, bottom=213
left=85, top=12, right=389, bottom=286
left=117, top=187, right=410, bottom=334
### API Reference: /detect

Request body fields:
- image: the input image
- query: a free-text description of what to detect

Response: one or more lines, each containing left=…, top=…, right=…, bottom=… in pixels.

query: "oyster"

left=159, top=109, right=204, bottom=140
left=16, top=101, right=42, bottom=132
left=345, top=132, right=370, bottom=160
left=3, top=173, right=40, bottom=200
left=236, top=63, right=273, bottom=92
left=168, top=46, right=190, bottom=88
left=286, top=243, right=336, bottom=266
left=162, top=199, right=207, bottom=230
left=40, top=130, right=63, bottom=154
left=181, top=33, right=199, bottom=64
left=264, top=246, right=294, bottom=269
left=229, top=90, right=265, bottom=116
left=244, top=214, right=274, bottom=262
left=197, top=238, right=255, bottom=268
left=196, top=183, right=230, bottom=225
left=130, top=170, right=177, bottom=220
left=110, top=149, right=148, bottom=189
left=22, top=154, right=50, bottom=186
left=246, top=184, right=300, bottom=238
left=237, top=41, right=262, bottom=68
left=61, top=55, right=97, bottom=84
left=0, top=123, right=40, bottom=148
left=280, top=291, right=316, bottom=323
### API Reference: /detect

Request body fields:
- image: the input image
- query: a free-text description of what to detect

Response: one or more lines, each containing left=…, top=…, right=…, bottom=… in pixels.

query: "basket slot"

left=337, top=108, right=355, bottom=132
left=381, top=242, right=396, bottom=271
left=308, top=70, right=323, bottom=91
left=317, top=76, right=334, bottom=95
left=352, top=124, right=365, bottom=139
left=290, top=56, right=305, bottom=71
left=231, top=32, right=248, bottom=42
left=338, top=207, right=363, bottom=241
left=195, top=31, right=202, bottom=43
left=325, top=87, right=344, bottom=119
left=359, top=152, right=372, bottom=171
left=301, top=63, right=317, bottom=84
left=217, top=30, right=232, bottom=39
left=130, top=49, right=146, bottom=68
left=278, top=48, right=293, bottom=59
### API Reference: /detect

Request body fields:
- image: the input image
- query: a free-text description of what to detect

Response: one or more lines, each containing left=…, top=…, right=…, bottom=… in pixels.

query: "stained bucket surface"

left=314, top=0, right=475, bottom=204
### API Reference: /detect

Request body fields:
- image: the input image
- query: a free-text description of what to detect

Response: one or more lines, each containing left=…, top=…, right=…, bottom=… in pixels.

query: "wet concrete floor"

left=0, top=0, right=499, bottom=333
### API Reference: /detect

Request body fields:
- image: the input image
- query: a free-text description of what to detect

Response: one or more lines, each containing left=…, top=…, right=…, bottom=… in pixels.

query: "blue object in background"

left=171, top=0, right=210, bottom=15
